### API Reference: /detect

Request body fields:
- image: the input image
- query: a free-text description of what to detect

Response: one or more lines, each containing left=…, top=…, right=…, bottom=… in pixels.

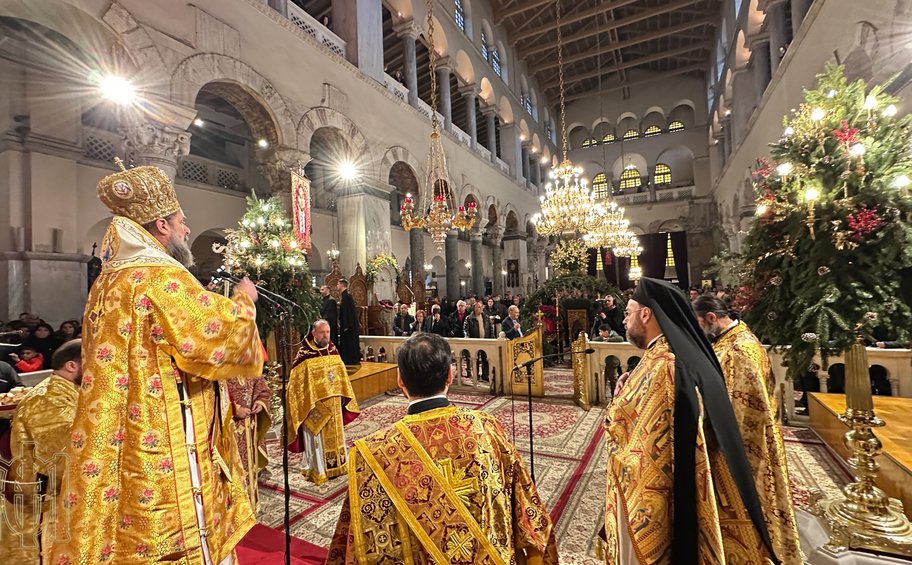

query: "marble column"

left=521, top=145, right=531, bottom=186
left=530, top=155, right=540, bottom=186
left=331, top=0, right=383, bottom=81
left=752, top=39, right=772, bottom=101
left=469, top=218, right=487, bottom=296
left=499, top=123, right=522, bottom=182
left=395, top=21, right=420, bottom=108
left=436, top=58, right=453, bottom=131
left=459, top=84, right=478, bottom=148
left=337, top=178, right=394, bottom=276
left=483, top=108, right=498, bottom=163
left=445, top=229, right=460, bottom=298
left=489, top=226, right=504, bottom=296
left=790, top=0, right=813, bottom=37
left=409, top=228, right=425, bottom=284
left=767, top=0, right=788, bottom=75
left=721, top=117, right=733, bottom=160
left=730, top=68, right=754, bottom=147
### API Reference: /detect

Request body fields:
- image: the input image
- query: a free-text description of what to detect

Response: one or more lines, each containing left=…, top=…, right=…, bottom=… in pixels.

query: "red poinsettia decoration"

left=833, top=120, right=859, bottom=146
left=846, top=207, right=883, bottom=241
left=753, top=157, right=773, bottom=179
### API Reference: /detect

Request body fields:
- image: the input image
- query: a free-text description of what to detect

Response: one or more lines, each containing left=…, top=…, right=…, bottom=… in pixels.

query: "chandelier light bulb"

left=883, top=104, right=898, bottom=117
left=776, top=162, right=793, bottom=176
left=849, top=143, right=866, bottom=157
left=810, top=108, right=826, bottom=121
left=864, top=95, right=878, bottom=110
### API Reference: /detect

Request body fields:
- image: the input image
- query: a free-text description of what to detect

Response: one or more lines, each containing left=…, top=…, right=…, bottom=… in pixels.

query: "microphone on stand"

left=512, top=347, right=595, bottom=483
left=210, top=268, right=302, bottom=312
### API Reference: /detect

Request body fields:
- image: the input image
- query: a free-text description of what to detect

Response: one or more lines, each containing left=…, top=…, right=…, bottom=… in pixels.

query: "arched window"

left=623, top=129, right=639, bottom=140
left=492, top=49, right=503, bottom=77
left=668, top=121, right=685, bottom=132
left=644, top=125, right=662, bottom=137
left=581, top=138, right=593, bottom=148
left=455, top=0, right=466, bottom=32
left=592, top=173, right=610, bottom=199
left=521, top=92, right=533, bottom=115
left=481, top=31, right=489, bottom=62
left=602, top=132, right=616, bottom=143
left=619, top=167, right=642, bottom=192
left=654, top=163, right=672, bottom=185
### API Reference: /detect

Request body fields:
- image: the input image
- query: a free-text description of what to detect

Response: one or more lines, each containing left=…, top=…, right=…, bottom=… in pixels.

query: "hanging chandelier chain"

left=556, top=0, right=568, bottom=161
left=426, top=0, right=439, bottom=133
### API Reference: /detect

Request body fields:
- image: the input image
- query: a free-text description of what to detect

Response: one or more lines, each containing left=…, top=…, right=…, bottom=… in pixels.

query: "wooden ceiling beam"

left=560, top=64, right=706, bottom=102
left=522, top=0, right=704, bottom=56
left=510, top=0, right=640, bottom=45
left=530, top=16, right=715, bottom=74
left=543, top=41, right=711, bottom=88
left=495, top=0, right=558, bottom=25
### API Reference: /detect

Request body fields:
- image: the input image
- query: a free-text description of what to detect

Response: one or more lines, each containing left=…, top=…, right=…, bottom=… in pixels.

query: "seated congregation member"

left=502, top=305, right=523, bottom=339
left=287, top=319, right=360, bottom=485
left=55, top=320, right=80, bottom=342
left=392, top=303, right=414, bottom=336
left=9, top=345, right=43, bottom=373
left=427, top=304, right=449, bottom=336
left=0, top=339, right=82, bottom=564
left=591, top=323, right=623, bottom=342
left=327, top=333, right=558, bottom=564
left=22, top=322, right=59, bottom=370
left=409, top=308, right=432, bottom=335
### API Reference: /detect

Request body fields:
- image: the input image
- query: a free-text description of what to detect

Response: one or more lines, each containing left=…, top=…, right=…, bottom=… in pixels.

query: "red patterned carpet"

left=254, top=367, right=852, bottom=564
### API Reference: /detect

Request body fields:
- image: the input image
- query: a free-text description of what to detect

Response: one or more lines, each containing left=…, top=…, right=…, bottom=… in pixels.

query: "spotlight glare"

left=99, top=75, right=136, bottom=105
left=338, top=161, right=358, bottom=180
left=193, top=118, right=205, bottom=127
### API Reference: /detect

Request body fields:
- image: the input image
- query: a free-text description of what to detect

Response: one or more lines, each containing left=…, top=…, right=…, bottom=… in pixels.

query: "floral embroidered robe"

left=286, top=335, right=359, bottom=485
left=49, top=216, right=263, bottom=565
left=604, top=336, right=773, bottom=564
left=0, top=374, right=79, bottom=564
left=713, top=322, right=802, bottom=565
left=226, top=375, right=271, bottom=511
left=326, top=405, right=559, bottom=564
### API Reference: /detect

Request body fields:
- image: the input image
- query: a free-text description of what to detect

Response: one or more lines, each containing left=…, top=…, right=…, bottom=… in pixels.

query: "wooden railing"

left=360, top=335, right=511, bottom=394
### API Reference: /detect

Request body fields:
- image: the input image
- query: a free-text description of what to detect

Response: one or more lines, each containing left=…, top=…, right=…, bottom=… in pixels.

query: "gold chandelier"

left=400, top=0, right=476, bottom=250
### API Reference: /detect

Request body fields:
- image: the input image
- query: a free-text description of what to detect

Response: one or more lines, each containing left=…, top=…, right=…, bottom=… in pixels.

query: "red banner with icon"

left=291, top=170, right=311, bottom=254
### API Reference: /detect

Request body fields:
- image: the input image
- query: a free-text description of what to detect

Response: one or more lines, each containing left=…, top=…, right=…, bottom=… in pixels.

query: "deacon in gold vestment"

left=328, top=333, right=557, bottom=565
left=605, top=278, right=779, bottom=564
left=50, top=162, right=264, bottom=565
left=287, top=320, right=360, bottom=485
left=694, top=296, right=802, bottom=565
left=0, top=340, right=82, bottom=564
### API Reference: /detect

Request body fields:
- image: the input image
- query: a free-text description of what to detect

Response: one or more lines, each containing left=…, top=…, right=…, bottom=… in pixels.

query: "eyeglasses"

left=624, top=308, right=644, bottom=319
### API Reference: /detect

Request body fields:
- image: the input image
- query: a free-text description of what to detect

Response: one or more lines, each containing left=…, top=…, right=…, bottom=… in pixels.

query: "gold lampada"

left=816, top=330, right=912, bottom=557
left=628, top=253, right=643, bottom=281
left=400, top=0, right=475, bottom=251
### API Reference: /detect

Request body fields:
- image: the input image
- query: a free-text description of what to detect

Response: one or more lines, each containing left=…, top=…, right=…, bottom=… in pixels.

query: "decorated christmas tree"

left=735, top=64, right=912, bottom=377
left=220, top=193, right=321, bottom=337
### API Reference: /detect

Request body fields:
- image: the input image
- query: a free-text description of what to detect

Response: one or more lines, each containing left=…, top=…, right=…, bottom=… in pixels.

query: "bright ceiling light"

left=338, top=161, right=358, bottom=180
left=257, top=138, right=269, bottom=149
left=193, top=118, right=205, bottom=127
left=99, top=75, right=136, bottom=105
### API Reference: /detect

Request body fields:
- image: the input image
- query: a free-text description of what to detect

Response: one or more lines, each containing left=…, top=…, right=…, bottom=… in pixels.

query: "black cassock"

left=338, top=289, right=361, bottom=365
left=321, top=295, right=339, bottom=346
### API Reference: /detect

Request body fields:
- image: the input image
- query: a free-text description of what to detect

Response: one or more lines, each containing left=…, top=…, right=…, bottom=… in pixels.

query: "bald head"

left=312, top=319, right=331, bottom=347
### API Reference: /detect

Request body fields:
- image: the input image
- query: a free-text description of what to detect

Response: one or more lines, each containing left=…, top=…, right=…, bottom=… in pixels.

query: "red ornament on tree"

left=846, top=207, right=883, bottom=241
left=833, top=120, right=860, bottom=145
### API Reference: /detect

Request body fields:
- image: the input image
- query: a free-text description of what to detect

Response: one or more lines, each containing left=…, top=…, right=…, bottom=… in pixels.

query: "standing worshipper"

left=50, top=162, right=264, bottom=565
left=320, top=284, right=339, bottom=346
left=604, top=278, right=778, bottom=564
left=0, top=340, right=81, bottom=564
left=427, top=304, right=449, bottom=336
left=502, top=304, right=523, bottom=339
left=392, top=303, right=414, bottom=336
left=226, top=373, right=271, bottom=512
left=327, top=333, right=558, bottom=564
left=694, top=295, right=802, bottom=564
left=336, top=278, right=361, bottom=367
left=286, top=320, right=360, bottom=485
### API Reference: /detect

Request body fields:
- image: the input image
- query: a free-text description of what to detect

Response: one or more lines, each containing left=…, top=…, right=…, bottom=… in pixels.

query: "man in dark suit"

left=320, top=284, right=339, bottom=346
left=336, top=278, right=361, bottom=366
left=463, top=301, right=494, bottom=381
left=428, top=305, right=449, bottom=336
left=502, top=305, right=523, bottom=340
left=393, top=303, right=415, bottom=336
left=448, top=300, right=469, bottom=338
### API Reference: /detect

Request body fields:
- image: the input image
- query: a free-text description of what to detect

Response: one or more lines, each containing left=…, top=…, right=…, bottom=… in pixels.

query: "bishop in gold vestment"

left=328, top=333, right=557, bottom=564
left=605, top=278, right=778, bottom=564
left=50, top=163, right=264, bottom=565
left=0, top=340, right=82, bottom=564
left=287, top=320, right=360, bottom=485
left=694, top=296, right=802, bottom=565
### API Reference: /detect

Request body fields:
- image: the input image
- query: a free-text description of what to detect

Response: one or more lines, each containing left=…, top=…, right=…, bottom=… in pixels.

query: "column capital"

left=470, top=216, right=489, bottom=237
left=258, top=146, right=310, bottom=191
left=458, top=83, right=478, bottom=98
left=435, top=57, right=454, bottom=73
left=480, top=105, right=499, bottom=118
left=393, top=19, right=421, bottom=40
left=121, top=120, right=191, bottom=179
left=487, top=224, right=503, bottom=245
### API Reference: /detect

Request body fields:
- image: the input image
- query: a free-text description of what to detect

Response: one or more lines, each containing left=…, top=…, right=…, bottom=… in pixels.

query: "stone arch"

left=669, top=103, right=696, bottom=127
left=383, top=0, right=413, bottom=19
left=425, top=15, right=450, bottom=57
left=297, top=107, right=374, bottom=178
left=171, top=53, right=296, bottom=144
left=498, top=95, right=514, bottom=124
left=190, top=228, right=227, bottom=278
left=746, top=0, right=764, bottom=36
left=380, top=145, right=424, bottom=185
left=568, top=123, right=590, bottom=149
left=307, top=241, right=324, bottom=273
left=611, top=153, right=648, bottom=180
left=454, top=49, right=475, bottom=84
left=531, top=133, right=542, bottom=154
left=388, top=160, right=421, bottom=223
left=519, top=119, right=530, bottom=141
left=734, top=29, right=750, bottom=68
left=641, top=109, right=666, bottom=132
left=193, top=81, right=282, bottom=152
left=504, top=209, right=520, bottom=235
left=655, top=145, right=696, bottom=185
left=479, top=76, right=495, bottom=105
